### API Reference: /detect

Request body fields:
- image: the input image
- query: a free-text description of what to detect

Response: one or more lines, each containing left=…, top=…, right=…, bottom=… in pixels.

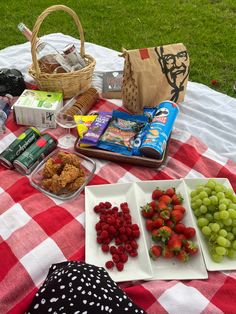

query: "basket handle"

left=31, top=5, right=85, bottom=75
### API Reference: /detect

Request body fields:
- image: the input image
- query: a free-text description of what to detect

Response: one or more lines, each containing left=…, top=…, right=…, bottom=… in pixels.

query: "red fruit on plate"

left=141, top=203, right=155, bottom=218
left=159, top=194, right=172, bottom=204
left=171, top=210, right=184, bottom=223
left=151, top=228, right=159, bottom=242
left=149, top=200, right=158, bottom=211
left=145, top=219, right=154, bottom=231
left=173, top=205, right=186, bottom=214
left=166, top=219, right=175, bottom=229
left=160, top=209, right=171, bottom=221
left=184, top=227, right=196, bottom=239
left=105, top=261, right=114, bottom=269
left=116, top=262, right=124, bottom=271
left=172, top=193, right=183, bottom=205
left=162, top=246, right=174, bottom=258
left=176, top=249, right=189, bottom=262
left=153, top=217, right=164, bottom=229
left=152, top=188, right=163, bottom=200
left=157, top=226, right=172, bottom=242
left=165, top=187, right=176, bottom=197
left=185, top=240, right=199, bottom=255
left=174, top=223, right=186, bottom=234
left=149, top=245, right=162, bottom=260
left=157, top=201, right=168, bottom=211
left=101, top=244, right=109, bottom=252
left=167, top=234, right=182, bottom=253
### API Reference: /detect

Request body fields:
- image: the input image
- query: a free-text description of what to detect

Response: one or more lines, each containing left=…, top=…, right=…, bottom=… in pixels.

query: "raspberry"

left=95, top=222, right=102, bottom=231
left=117, top=245, right=125, bottom=254
left=131, top=224, right=139, bottom=230
left=101, top=244, right=109, bottom=252
left=116, top=262, right=124, bottom=271
left=120, top=234, right=128, bottom=243
left=132, top=229, right=140, bottom=238
left=96, top=237, right=102, bottom=244
left=110, top=246, right=117, bottom=254
left=130, top=240, right=138, bottom=249
left=115, top=237, right=122, bottom=245
left=105, top=202, right=112, bottom=209
left=105, top=261, right=114, bottom=269
left=112, top=254, right=120, bottom=263
left=108, top=225, right=117, bottom=235
left=100, top=230, right=109, bottom=239
left=125, top=227, right=132, bottom=237
left=119, top=226, right=126, bottom=234
left=112, top=206, right=119, bottom=212
left=125, top=243, right=133, bottom=252
left=120, top=253, right=128, bottom=263
left=129, top=250, right=138, bottom=257
left=94, top=205, right=101, bottom=213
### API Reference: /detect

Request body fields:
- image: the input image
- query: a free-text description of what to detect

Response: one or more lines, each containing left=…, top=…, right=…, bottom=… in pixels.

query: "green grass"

left=0, top=0, right=235, bottom=97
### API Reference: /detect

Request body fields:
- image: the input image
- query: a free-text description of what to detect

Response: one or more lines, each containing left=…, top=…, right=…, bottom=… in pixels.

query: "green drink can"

left=13, top=132, right=58, bottom=175
left=0, top=127, right=41, bottom=169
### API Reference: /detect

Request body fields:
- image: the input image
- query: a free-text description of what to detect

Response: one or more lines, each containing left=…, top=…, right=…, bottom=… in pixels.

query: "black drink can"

left=0, top=127, right=41, bottom=169
left=13, top=132, right=57, bottom=175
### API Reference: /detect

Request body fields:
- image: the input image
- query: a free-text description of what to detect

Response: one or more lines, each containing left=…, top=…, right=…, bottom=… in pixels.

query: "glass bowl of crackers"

left=29, top=148, right=96, bottom=200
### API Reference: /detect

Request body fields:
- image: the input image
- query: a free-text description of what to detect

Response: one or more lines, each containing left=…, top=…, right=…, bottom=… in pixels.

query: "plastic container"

left=29, top=148, right=96, bottom=200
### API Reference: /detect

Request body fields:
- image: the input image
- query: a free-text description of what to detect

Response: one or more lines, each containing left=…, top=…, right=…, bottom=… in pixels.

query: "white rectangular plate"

left=85, top=180, right=209, bottom=282
left=184, top=177, right=236, bottom=271
left=85, top=182, right=153, bottom=283
left=135, top=179, right=208, bottom=280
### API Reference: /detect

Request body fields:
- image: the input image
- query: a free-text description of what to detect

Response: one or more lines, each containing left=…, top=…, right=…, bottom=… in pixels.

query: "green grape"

left=223, top=218, right=232, bottom=226
left=211, top=252, right=223, bottom=263
left=193, top=209, right=201, bottom=217
left=190, top=190, right=198, bottom=198
left=200, top=205, right=208, bottom=214
left=232, top=240, right=236, bottom=250
left=210, top=223, right=220, bottom=233
left=228, top=209, right=236, bottom=219
left=219, top=204, right=227, bottom=211
left=205, top=213, right=213, bottom=222
left=199, top=191, right=208, bottom=199
left=215, top=246, right=227, bottom=256
left=197, top=217, right=209, bottom=227
left=219, top=210, right=229, bottom=220
left=232, top=220, right=236, bottom=227
left=218, top=221, right=224, bottom=228
left=208, top=205, right=216, bottom=213
left=191, top=202, right=198, bottom=210
left=227, top=249, right=236, bottom=259
left=219, top=198, right=231, bottom=206
left=214, top=212, right=220, bottom=220
left=232, top=195, right=236, bottom=204
left=202, top=197, right=211, bottom=206
left=216, top=236, right=228, bottom=247
left=218, top=229, right=228, bottom=237
left=217, top=192, right=225, bottom=200
left=209, top=195, right=218, bottom=205
left=195, top=199, right=203, bottom=207
left=203, top=187, right=212, bottom=196
left=206, top=179, right=217, bottom=189
left=225, top=239, right=231, bottom=248
left=211, top=191, right=217, bottom=195
left=232, top=227, right=236, bottom=236
left=228, top=204, right=236, bottom=210
left=201, top=226, right=211, bottom=236
left=225, top=188, right=234, bottom=199
left=215, top=184, right=224, bottom=193
left=226, top=232, right=235, bottom=241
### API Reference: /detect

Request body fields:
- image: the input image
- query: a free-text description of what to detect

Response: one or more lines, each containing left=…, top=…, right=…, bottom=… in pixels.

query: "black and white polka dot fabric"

left=26, top=261, right=146, bottom=314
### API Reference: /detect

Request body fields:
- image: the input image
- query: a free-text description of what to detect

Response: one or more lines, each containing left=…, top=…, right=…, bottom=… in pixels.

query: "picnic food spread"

left=1, top=4, right=236, bottom=314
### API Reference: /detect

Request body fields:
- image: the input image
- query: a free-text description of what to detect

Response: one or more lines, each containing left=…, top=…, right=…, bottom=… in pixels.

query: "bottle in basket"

left=0, top=127, right=41, bottom=169
left=18, top=23, right=72, bottom=73
left=63, top=44, right=86, bottom=69
left=13, top=132, right=57, bottom=175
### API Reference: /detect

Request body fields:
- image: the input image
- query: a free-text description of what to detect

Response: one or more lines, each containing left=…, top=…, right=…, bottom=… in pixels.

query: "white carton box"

left=13, top=89, right=63, bottom=128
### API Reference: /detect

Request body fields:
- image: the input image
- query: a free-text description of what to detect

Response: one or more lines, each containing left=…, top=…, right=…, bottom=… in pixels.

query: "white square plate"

left=135, top=179, right=208, bottom=280
left=184, top=177, right=236, bottom=271
left=85, top=182, right=153, bottom=283
left=85, top=180, right=209, bottom=282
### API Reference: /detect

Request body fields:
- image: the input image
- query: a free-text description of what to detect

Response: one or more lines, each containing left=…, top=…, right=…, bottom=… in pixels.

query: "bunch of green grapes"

left=190, top=179, right=236, bottom=263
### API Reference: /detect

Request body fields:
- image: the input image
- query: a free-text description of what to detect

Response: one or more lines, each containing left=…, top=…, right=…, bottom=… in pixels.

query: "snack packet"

left=97, top=110, right=148, bottom=156
left=79, top=112, right=112, bottom=146
left=74, top=115, right=97, bottom=147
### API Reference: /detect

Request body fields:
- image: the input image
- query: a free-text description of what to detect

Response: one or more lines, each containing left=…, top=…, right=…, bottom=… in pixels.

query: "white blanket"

left=0, top=33, right=235, bottom=161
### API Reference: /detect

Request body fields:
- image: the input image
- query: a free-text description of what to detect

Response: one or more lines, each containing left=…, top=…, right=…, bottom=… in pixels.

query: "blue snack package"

left=97, top=110, right=148, bottom=156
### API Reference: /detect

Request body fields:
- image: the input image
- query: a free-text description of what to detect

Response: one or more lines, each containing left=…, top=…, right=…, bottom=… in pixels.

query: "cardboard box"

left=13, top=89, right=63, bottom=128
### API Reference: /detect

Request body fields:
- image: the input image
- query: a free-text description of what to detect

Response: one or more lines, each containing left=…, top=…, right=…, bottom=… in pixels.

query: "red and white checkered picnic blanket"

left=1, top=99, right=236, bottom=314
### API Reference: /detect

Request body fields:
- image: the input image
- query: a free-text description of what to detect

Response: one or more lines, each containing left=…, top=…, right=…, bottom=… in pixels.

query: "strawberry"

left=149, top=245, right=162, bottom=260
left=174, top=223, right=186, bottom=234
left=171, top=210, right=184, bottom=223
left=165, top=187, right=176, bottom=197
left=145, top=219, right=154, bottom=231
left=151, top=228, right=159, bottom=242
left=153, top=217, right=164, bottom=228
left=173, top=205, right=186, bottom=214
left=156, top=226, right=172, bottom=242
left=141, top=203, right=155, bottom=218
left=157, top=201, right=168, bottom=211
left=172, top=193, right=183, bottom=205
left=166, top=219, right=175, bottom=229
left=152, top=188, right=163, bottom=200
left=162, top=245, right=174, bottom=258
left=167, top=234, right=182, bottom=253
left=159, top=194, right=172, bottom=204
left=177, top=233, right=187, bottom=244
left=184, top=227, right=196, bottom=239
left=185, top=240, right=198, bottom=255
left=149, top=200, right=158, bottom=211
left=160, top=210, right=171, bottom=221
left=176, top=249, right=189, bottom=262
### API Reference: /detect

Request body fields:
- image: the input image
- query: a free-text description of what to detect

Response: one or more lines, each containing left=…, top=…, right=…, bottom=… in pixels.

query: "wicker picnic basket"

left=28, top=5, right=96, bottom=98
